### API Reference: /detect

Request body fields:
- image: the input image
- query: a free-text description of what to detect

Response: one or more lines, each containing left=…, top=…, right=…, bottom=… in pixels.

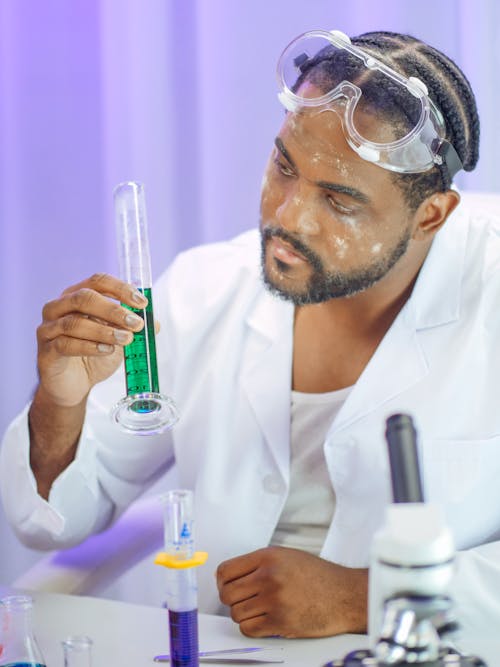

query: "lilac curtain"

left=1, top=0, right=498, bottom=588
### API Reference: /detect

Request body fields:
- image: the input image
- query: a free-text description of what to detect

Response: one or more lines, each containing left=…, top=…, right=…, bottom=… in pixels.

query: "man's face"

left=259, top=104, right=416, bottom=305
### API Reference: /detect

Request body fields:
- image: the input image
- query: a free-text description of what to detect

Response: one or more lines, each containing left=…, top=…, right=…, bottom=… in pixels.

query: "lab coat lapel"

left=332, top=303, right=428, bottom=433
left=241, top=291, right=294, bottom=483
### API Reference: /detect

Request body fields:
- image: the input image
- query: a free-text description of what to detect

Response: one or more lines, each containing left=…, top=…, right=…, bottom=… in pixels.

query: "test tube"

left=62, top=636, right=93, bottom=667
left=110, top=181, right=179, bottom=434
left=163, top=490, right=200, bottom=667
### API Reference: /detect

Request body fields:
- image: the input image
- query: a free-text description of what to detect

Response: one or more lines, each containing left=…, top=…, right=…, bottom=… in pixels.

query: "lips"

left=268, top=236, right=307, bottom=265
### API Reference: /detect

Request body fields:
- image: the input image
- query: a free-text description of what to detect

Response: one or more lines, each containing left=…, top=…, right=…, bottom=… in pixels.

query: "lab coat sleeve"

left=0, top=399, right=119, bottom=549
left=0, top=386, right=175, bottom=551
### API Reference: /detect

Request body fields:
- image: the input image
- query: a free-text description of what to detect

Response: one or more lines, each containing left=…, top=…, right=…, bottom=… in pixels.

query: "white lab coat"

left=2, top=194, right=500, bottom=637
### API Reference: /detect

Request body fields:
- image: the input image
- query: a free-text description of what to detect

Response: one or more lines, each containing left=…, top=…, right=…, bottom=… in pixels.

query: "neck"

left=292, top=237, right=433, bottom=393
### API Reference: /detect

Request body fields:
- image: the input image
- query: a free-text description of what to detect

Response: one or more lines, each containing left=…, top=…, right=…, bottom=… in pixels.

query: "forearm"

left=28, top=384, right=88, bottom=499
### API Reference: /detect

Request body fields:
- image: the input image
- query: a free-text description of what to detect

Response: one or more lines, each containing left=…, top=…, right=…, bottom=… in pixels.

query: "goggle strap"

left=293, top=52, right=310, bottom=73
left=432, top=139, right=463, bottom=181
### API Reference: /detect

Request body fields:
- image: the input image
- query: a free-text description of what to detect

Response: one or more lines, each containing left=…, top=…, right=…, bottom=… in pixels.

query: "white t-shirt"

left=270, top=385, right=353, bottom=555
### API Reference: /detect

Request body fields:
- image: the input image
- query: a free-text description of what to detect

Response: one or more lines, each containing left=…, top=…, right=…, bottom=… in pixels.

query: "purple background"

left=0, top=0, right=499, bottom=585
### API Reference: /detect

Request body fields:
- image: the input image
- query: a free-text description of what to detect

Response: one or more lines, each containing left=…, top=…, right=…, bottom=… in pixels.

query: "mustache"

left=261, top=225, right=323, bottom=269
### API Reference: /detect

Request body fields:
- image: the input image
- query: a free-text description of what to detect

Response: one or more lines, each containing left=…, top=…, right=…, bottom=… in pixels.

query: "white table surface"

left=0, top=586, right=367, bottom=666
left=1, top=586, right=497, bottom=667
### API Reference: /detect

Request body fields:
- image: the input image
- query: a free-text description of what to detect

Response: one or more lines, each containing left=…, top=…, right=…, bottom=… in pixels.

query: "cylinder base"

left=111, top=392, right=179, bottom=435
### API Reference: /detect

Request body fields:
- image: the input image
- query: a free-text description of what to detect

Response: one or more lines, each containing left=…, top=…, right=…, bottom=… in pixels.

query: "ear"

left=412, top=190, right=461, bottom=241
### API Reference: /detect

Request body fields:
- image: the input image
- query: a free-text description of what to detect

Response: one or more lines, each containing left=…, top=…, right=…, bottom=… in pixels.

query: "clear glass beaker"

left=0, top=595, right=46, bottom=667
left=110, top=181, right=179, bottom=435
left=62, top=635, right=93, bottom=667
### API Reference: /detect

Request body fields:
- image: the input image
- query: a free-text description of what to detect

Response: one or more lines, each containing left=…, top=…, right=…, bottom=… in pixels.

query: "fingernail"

left=98, top=343, right=113, bottom=353
left=125, top=313, right=143, bottom=327
left=131, top=289, right=147, bottom=305
left=113, top=329, right=131, bottom=344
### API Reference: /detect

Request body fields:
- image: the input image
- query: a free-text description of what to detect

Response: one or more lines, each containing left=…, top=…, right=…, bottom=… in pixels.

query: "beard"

left=260, top=224, right=412, bottom=305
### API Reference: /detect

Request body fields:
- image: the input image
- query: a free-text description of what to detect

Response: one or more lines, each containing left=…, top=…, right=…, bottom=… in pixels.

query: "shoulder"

left=167, top=229, right=260, bottom=279
left=459, top=191, right=500, bottom=222
left=410, top=192, right=500, bottom=328
left=163, top=228, right=260, bottom=294
left=450, top=192, right=500, bottom=326
left=458, top=192, right=500, bottom=253
left=440, top=192, right=500, bottom=279
left=153, top=229, right=264, bottom=321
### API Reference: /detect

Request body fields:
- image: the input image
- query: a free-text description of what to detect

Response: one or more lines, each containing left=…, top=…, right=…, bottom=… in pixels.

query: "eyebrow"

left=274, top=137, right=371, bottom=206
left=275, top=137, right=296, bottom=169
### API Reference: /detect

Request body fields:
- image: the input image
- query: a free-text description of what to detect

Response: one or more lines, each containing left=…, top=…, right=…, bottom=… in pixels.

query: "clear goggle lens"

left=276, top=30, right=456, bottom=174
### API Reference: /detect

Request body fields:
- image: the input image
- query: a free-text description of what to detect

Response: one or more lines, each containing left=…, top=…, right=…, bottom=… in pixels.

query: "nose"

left=275, top=182, right=321, bottom=237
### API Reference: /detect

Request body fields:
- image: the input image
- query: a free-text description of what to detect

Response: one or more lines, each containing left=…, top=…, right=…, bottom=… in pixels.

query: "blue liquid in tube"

left=168, top=609, right=199, bottom=667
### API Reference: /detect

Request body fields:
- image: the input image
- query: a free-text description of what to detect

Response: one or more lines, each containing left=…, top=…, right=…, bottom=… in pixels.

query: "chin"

left=262, top=264, right=307, bottom=305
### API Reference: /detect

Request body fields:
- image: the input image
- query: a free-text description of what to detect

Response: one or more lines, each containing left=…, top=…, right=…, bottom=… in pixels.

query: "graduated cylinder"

left=111, top=181, right=178, bottom=434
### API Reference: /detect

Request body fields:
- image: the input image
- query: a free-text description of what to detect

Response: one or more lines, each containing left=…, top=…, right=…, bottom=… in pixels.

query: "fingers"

left=216, top=550, right=262, bottom=590
left=42, top=290, right=144, bottom=333
left=218, top=568, right=259, bottom=606
left=41, top=315, right=136, bottom=358
left=228, top=594, right=265, bottom=624
left=38, top=307, right=142, bottom=361
left=40, top=274, right=146, bottom=343
left=50, top=335, right=116, bottom=357
left=223, top=587, right=273, bottom=636
left=227, top=593, right=281, bottom=638
left=239, top=614, right=277, bottom=638
left=37, top=273, right=150, bottom=362
left=61, top=273, right=147, bottom=309
left=42, top=313, right=135, bottom=346
left=217, top=551, right=276, bottom=634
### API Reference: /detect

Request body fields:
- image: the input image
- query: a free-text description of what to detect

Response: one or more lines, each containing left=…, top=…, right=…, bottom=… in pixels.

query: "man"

left=2, top=29, right=499, bottom=640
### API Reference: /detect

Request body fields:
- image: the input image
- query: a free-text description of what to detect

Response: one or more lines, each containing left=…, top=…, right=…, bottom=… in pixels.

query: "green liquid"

left=122, top=287, right=159, bottom=412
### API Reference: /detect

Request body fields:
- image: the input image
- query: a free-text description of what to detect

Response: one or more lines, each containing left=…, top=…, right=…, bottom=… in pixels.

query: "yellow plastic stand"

left=154, top=551, right=208, bottom=569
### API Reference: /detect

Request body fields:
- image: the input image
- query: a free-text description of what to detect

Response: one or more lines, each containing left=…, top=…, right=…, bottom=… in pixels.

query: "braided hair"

left=296, top=31, right=480, bottom=211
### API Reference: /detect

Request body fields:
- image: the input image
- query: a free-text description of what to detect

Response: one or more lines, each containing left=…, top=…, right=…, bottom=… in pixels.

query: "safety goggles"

left=276, top=30, right=462, bottom=178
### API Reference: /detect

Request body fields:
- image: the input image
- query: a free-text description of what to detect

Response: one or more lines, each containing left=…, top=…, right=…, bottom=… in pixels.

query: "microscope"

left=323, top=414, right=486, bottom=667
